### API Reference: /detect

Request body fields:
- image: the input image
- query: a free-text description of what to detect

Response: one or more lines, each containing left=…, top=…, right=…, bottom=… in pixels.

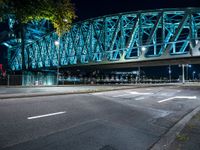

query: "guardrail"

left=1, top=75, right=199, bottom=86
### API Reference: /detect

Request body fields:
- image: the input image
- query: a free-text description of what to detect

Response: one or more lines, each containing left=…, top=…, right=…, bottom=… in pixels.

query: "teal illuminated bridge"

left=10, top=8, right=200, bottom=70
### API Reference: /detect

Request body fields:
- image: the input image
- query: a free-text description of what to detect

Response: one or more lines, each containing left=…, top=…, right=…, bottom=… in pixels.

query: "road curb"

left=149, top=105, right=200, bottom=150
left=0, top=87, right=135, bottom=99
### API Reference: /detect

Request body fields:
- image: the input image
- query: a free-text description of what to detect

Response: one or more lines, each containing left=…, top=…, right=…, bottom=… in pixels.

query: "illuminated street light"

left=63, top=19, right=68, bottom=22
left=141, top=46, right=146, bottom=51
left=55, top=41, right=59, bottom=46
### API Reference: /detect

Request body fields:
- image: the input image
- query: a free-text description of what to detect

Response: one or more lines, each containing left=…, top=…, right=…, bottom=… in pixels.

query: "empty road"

left=0, top=85, right=200, bottom=150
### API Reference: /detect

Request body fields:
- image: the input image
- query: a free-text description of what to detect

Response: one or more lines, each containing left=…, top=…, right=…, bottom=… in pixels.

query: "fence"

left=0, top=75, right=199, bottom=86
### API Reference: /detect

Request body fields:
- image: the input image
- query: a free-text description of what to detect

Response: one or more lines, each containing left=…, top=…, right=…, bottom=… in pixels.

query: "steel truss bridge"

left=10, top=8, right=200, bottom=71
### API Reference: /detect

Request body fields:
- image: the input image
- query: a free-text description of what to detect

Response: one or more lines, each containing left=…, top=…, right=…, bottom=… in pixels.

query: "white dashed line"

left=27, top=111, right=66, bottom=120
left=129, top=91, right=153, bottom=95
left=113, top=94, right=131, bottom=97
left=135, top=97, right=145, bottom=101
left=145, top=89, right=152, bottom=91
left=91, top=93, right=104, bottom=95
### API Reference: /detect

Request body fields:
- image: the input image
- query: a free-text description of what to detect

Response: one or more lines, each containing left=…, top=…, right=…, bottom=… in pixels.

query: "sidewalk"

left=0, top=84, right=176, bottom=99
left=169, top=110, right=200, bottom=150
left=0, top=85, right=131, bottom=99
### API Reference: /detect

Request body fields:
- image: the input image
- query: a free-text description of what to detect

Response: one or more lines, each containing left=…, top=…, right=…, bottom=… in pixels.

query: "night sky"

left=72, top=0, right=200, bottom=21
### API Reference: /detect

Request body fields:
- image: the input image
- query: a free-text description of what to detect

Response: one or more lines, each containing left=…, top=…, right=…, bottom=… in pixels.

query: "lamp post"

left=193, top=71, right=196, bottom=81
left=186, top=64, right=191, bottom=81
left=182, top=64, right=185, bottom=84
left=55, top=40, right=60, bottom=85
left=168, top=65, right=171, bottom=83
left=138, top=66, right=141, bottom=83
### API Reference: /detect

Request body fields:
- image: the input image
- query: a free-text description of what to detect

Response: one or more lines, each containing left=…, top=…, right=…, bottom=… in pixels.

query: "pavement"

left=0, top=84, right=175, bottom=99
left=0, top=84, right=200, bottom=150
left=169, top=108, right=200, bottom=150
left=150, top=105, right=200, bottom=150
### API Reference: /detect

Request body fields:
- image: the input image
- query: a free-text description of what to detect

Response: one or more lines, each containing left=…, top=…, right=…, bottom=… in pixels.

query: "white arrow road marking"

left=27, top=111, right=66, bottom=120
left=158, top=96, right=197, bottom=103
left=129, top=91, right=153, bottom=95
left=113, top=91, right=153, bottom=97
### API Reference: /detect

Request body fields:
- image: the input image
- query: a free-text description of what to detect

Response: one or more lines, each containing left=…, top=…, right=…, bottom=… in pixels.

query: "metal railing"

left=0, top=75, right=199, bottom=86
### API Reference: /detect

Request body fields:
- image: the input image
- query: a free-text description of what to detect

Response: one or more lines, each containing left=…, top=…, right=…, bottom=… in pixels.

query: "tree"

left=0, top=0, right=76, bottom=70
left=0, top=0, right=76, bottom=35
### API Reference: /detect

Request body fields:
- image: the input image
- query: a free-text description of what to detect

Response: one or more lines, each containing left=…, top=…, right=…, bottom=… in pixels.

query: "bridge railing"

left=1, top=74, right=200, bottom=86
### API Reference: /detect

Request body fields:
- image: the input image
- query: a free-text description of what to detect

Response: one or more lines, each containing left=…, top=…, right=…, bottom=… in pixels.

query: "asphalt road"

left=0, top=86, right=200, bottom=150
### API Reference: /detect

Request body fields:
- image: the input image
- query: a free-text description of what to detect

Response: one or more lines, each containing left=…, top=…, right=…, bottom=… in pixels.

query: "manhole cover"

left=99, top=145, right=118, bottom=150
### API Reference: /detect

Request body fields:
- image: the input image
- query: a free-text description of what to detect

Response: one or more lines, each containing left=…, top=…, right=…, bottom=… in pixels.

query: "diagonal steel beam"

left=163, top=13, right=189, bottom=55
left=145, top=13, right=162, bottom=46
left=120, top=15, right=139, bottom=60
left=180, top=35, right=189, bottom=53
left=189, top=13, right=196, bottom=49
left=92, top=22, right=104, bottom=53
left=109, top=16, right=122, bottom=52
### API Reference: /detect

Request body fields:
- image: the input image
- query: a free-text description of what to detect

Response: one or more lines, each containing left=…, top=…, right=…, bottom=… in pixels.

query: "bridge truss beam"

left=10, top=8, right=200, bottom=71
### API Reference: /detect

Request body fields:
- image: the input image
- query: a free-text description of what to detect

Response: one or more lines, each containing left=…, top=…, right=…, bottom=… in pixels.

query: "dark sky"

left=72, top=0, right=200, bottom=21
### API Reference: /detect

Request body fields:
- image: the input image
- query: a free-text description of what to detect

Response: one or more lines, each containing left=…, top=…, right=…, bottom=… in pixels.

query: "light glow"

left=141, top=46, right=146, bottom=51
left=54, top=41, right=59, bottom=46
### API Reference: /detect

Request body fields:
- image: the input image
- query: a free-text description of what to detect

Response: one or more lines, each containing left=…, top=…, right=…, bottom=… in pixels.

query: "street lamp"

left=179, top=64, right=185, bottom=84
left=186, top=64, right=191, bottom=81
left=138, top=66, right=141, bottom=83
left=192, top=71, right=196, bottom=81
left=55, top=40, right=60, bottom=85
left=168, top=65, right=171, bottom=83
left=55, top=41, right=59, bottom=46
left=141, top=46, right=146, bottom=52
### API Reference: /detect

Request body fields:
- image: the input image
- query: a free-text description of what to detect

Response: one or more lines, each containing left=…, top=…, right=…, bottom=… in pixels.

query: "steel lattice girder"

left=10, top=8, right=200, bottom=71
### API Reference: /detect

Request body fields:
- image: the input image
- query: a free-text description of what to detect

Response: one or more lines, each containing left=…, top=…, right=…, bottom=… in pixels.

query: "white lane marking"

left=135, top=97, right=145, bottom=101
left=158, top=96, right=197, bottom=103
left=113, top=93, right=131, bottom=97
left=145, top=88, right=152, bottom=91
left=27, top=111, right=66, bottom=120
left=129, top=91, right=153, bottom=95
left=91, top=92, right=104, bottom=95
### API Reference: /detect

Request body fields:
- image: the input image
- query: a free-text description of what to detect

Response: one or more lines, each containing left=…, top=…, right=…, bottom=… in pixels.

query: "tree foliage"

left=0, top=0, right=76, bottom=35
